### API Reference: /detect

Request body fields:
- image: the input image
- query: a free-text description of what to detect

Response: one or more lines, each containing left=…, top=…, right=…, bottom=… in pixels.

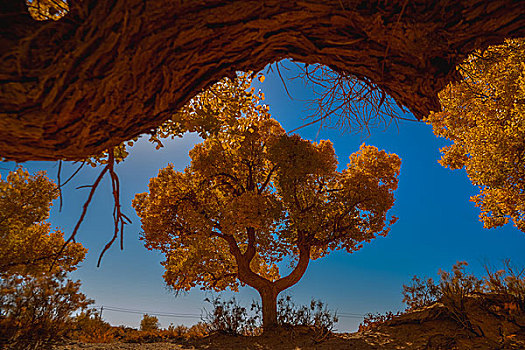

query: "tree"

left=0, top=167, right=92, bottom=349
left=140, top=314, right=160, bottom=332
left=426, top=38, right=525, bottom=232
left=0, top=167, right=86, bottom=276
left=133, top=115, right=400, bottom=330
left=1, top=1, right=523, bottom=161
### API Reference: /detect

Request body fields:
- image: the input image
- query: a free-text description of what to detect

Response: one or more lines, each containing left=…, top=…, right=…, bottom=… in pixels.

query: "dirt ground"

left=52, top=327, right=523, bottom=350
left=54, top=299, right=525, bottom=350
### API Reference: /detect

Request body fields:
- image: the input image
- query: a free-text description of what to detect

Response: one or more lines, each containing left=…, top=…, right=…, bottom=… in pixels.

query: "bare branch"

left=57, top=160, right=62, bottom=211
left=59, top=161, right=85, bottom=188
left=97, top=149, right=131, bottom=267
left=294, top=63, right=414, bottom=135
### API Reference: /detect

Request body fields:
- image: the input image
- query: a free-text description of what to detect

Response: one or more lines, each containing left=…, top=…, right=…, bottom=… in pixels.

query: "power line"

left=92, top=305, right=366, bottom=319
left=93, top=305, right=202, bottom=319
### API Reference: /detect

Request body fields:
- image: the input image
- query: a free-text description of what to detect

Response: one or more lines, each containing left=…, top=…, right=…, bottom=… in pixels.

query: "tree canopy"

left=133, top=112, right=400, bottom=329
left=426, top=38, right=525, bottom=232
left=0, top=167, right=86, bottom=276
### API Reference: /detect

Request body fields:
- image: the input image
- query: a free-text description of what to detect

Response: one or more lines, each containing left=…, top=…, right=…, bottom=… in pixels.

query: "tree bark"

left=258, top=286, right=279, bottom=331
left=2, top=1, right=522, bottom=161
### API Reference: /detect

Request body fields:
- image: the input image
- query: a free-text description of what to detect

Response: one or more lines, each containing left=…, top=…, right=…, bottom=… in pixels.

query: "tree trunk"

left=1, top=1, right=524, bottom=161
left=258, top=286, right=279, bottom=331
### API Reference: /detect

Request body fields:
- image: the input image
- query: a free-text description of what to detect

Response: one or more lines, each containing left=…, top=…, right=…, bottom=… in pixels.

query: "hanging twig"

left=59, top=161, right=86, bottom=188
left=57, top=160, right=63, bottom=211
left=56, top=159, right=86, bottom=212
left=97, top=149, right=132, bottom=267
left=275, top=62, right=294, bottom=101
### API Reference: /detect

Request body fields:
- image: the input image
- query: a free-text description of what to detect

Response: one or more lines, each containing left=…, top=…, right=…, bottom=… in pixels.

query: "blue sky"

left=3, top=62, right=524, bottom=332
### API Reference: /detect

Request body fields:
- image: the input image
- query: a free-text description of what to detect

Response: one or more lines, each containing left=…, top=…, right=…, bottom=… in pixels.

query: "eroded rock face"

left=1, top=0, right=524, bottom=161
left=367, top=294, right=525, bottom=349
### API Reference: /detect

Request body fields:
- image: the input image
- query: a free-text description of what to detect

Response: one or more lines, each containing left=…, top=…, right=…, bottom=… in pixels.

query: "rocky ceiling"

left=0, top=0, right=524, bottom=161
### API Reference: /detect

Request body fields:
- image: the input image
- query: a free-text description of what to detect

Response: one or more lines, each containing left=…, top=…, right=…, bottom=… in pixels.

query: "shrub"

left=140, top=314, right=160, bottom=331
left=277, top=295, right=338, bottom=333
left=0, top=272, right=92, bottom=349
left=185, top=322, right=210, bottom=338
left=402, top=275, right=440, bottom=310
left=484, top=259, right=525, bottom=309
left=72, top=309, right=115, bottom=343
left=359, top=311, right=401, bottom=331
left=203, top=296, right=260, bottom=335
left=121, top=329, right=167, bottom=343
left=166, top=323, right=189, bottom=337
left=439, top=261, right=484, bottom=304
left=402, top=262, right=484, bottom=312
left=401, top=261, right=485, bottom=336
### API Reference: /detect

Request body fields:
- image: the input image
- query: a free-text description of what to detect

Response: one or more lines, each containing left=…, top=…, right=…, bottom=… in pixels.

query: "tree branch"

left=274, top=243, right=310, bottom=293
left=243, top=227, right=256, bottom=263
left=258, top=165, right=276, bottom=194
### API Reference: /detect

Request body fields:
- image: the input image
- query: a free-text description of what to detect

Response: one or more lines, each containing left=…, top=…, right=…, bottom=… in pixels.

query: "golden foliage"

left=0, top=167, right=86, bottom=276
left=0, top=272, right=93, bottom=349
left=140, top=314, right=160, bottom=331
left=426, top=38, right=525, bottom=231
left=0, top=167, right=90, bottom=348
left=72, top=311, right=115, bottom=343
left=26, top=0, right=68, bottom=21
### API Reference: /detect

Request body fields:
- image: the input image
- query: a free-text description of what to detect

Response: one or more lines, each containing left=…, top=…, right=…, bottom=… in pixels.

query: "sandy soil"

left=51, top=329, right=515, bottom=350
left=54, top=297, right=525, bottom=350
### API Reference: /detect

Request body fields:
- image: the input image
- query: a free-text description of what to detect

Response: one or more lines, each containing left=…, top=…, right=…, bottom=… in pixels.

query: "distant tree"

left=0, top=167, right=86, bottom=276
left=140, top=314, right=160, bottom=331
left=133, top=114, right=400, bottom=330
left=426, top=38, right=525, bottom=232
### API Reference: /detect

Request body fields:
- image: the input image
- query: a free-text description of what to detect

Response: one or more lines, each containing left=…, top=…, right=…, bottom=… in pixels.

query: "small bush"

left=484, top=259, right=525, bottom=309
left=359, top=311, right=401, bottom=331
left=402, top=275, right=440, bottom=310
left=203, top=296, right=260, bottom=335
left=185, top=322, right=210, bottom=338
left=438, top=262, right=484, bottom=334
left=277, top=295, right=338, bottom=333
left=402, top=262, right=484, bottom=312
left=167, top=323, right=189, bottom=337
left=401, top=261, right=486, bottom=336
left=121, top=329, right=168, bottom=343
left=0, top=272, right=92, bottom=350
left=72, top=310, right=115, bottom=343
left=140, top=314, right=160, bottom=331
